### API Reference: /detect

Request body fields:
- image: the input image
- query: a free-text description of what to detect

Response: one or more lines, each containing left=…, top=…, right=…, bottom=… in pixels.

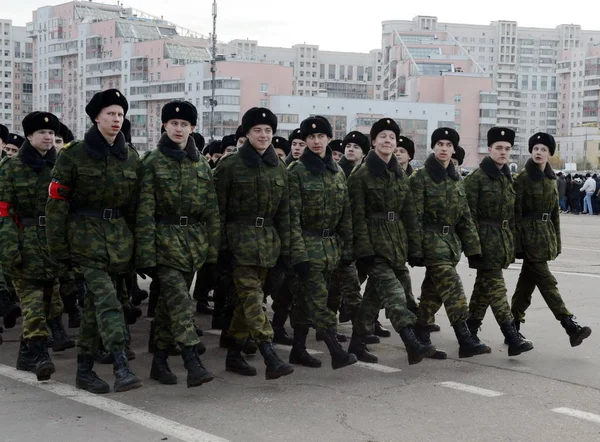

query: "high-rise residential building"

left=382, top=16, right=600, bottom=162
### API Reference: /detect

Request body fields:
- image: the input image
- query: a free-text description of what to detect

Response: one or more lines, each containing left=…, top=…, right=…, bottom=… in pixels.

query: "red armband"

left=48, top=180, right=71, bottom=201
left=0, top=201, right=12, bottom=217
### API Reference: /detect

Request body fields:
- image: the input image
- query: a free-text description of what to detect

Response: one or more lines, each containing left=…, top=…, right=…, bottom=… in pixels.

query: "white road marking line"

left=552, top=407, right=600, bottom=424
left=438, top=381, right=504, bottom=397
left=354, top=361, right=402, bottom=373
left=204, top=329, right=224, bottom=336
left=0, top=364, right=230, bottom=442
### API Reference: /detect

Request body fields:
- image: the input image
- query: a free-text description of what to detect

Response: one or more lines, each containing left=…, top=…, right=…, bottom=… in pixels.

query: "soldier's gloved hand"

left=217, top=250, right=233, bottom=272
left=467, top=254, right=484, bottom=268
left=356, top=255, right=375, bottom=273
left=408, top=256, right=425, bottom=267
left=515, top=252, right=526, bottom=260
left=293, top=261, right=310, bottom=278
left=136, top=267, right=157, bottom=280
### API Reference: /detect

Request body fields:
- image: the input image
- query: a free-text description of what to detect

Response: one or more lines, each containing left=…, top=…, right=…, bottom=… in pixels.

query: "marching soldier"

left=511, top=132, right=592, bottom=347
left=451, top=145, right=465, bottom=170
left=328, top=139, right=345, bottom=162
left=464, top=128, right=533, bottom=356
left=46, top=89, right=142, bottom=394
left=0, top=111, right=66, bottom=381
left=214, top=107, right=294, bottom=380
left=55, top=122, right=75, bottom=151
left=287, top=115, right=357, bottom=369
left=347, top=118, right=435, bottom=365
left=273, top=136, right=290, bottom=161
left=410, top=127, right=491, bottom=358
left=394, top=137, right=415, bottom=175
left=3, top=134, right=24, bottom=158
left=285, top=128, right=305, bottom=166
left=136, top=100, right=217, bottom=388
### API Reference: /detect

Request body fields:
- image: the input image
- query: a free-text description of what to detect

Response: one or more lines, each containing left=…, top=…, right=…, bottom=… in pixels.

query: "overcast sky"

left=4, top=0, right=598, bottom=53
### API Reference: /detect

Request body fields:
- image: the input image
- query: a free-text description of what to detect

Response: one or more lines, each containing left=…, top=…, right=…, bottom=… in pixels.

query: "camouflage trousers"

left=418, top=264, right=468, bottom=326
left=511, top=260, right=572, bottom=323
left=468, top=269, right=513, bottom=325
left=77, top=267, right=126, bottom=356
left=327, top=262, right=363, bottom=316
left=12, top=278, right=61, bottom=340
left=153, top=266, right=200, bottom=351
left=353, top=257, right=416, bottom=337
left=291, top=263, right=337, bottom=332
left=228, top=265, right=274, bottom=345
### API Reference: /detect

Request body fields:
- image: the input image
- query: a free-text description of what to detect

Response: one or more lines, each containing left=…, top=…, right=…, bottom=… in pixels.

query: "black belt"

left=228, top=216, right=274, bottom=228
left=21, top=216, right=46, bottom=227
left=479, top=218, right=510, bottom=229
left=369, top=211, right=401, bottom=222
left=303, top=228, right=336, bottom=238
left=424, top=224, right=456, bottom=235
left=523, top=212, right=551, bottom=222
left=72, top=207, right=124, bottom=220
left=155, top=214, right=201, bottom=226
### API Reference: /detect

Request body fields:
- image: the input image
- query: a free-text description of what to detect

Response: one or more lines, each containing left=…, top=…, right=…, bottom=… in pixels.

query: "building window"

left=319, top=64, right=325, bottom=79
left=454, top=94, right=462, bottom=102
left=260, top=99, right=268, bottom=107
left=328, top=64, right=335, bottom=80
left=260, top=83, right=268, bottom=92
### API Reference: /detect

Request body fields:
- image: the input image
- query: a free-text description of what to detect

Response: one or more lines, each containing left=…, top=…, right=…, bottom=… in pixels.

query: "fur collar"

left=525, top=158, right=556, bottom=181
left=365, top=150, right=403, bottom=178
left=84, top=126, right=128, bottom=161
left=338, top=155, right=357, bottom=178
left=157, top=133, right=199, bottom=162
left=480, top=156, right=512, bottom=181
left=238, top=140, right=279, bottom=168
left=18, top=140, right=57, bottom=173
left=300, top=147, right=339, bottom=175
left=424, top=153, right=460, bottom=184
left=285, top=152, right=296, bottom=166
left=404, top=163, right=414, bottom=176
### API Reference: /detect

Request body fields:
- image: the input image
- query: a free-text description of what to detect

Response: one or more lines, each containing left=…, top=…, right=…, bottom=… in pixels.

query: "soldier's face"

left=212, top=153, right=223, bottom=162
left=305, top=133, right=330, bottom=158
left=531, top=144, right=550, bottom=165
left=275, top=148, right=286, bottom=160
left=489, top=141, right=511, bottom=166
left=27, top=129, right=55, bottom=153
left=451, top=158, right=460, bottom=168
left=165, top=119, right=193, bottom=148
left=434, top=140, right=453, bottom=163
left=247, top=125, right=272, bottom=154
left=4, top=144, right=19, bottom=157
left=224, top=145, right=236, bottom=154
left=236, top=137, right=247, bottom=148
left=332, top=151, right=343, bottom=162
left=95, top=105, right=124, bottom=139
left=291, top=139, right=306, bottom=159
left=394, top=147, right=410, bottom=165
left=373, top=130, right=396, bottom=157
left=54, top=136, right=64, bottom=150
left=345, top=143, right=364, bottom=162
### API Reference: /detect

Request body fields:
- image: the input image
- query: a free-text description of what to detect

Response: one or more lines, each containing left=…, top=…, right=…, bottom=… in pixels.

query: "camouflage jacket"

left=214, top=140, right=290, bottom=268
left=45, top=127, right=140, bottom=273
left=135, top=134, right=220, bottom=273
left=348, top=151, right=422, bottom=267
left=288, top=147, right=352, bottom=267
left=463, top=156, right=516, bottom=269
left=514, top=159, right=560, bottom=262
left=0, top=142, right=64, bottom=280
left=410, top=153, right=481, bottom=266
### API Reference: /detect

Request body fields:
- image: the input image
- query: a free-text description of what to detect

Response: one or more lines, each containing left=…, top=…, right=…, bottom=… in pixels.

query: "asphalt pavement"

left=1, top=213, right=600, bottom=442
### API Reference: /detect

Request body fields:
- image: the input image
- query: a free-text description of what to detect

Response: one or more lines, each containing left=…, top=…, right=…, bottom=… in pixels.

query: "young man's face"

left=373, top=130, right=396, bottom=157
left=4, top=143, right=19, bottom=157
left=394, top=147, right=410, bottom=165
left=291, top=139, right=306, bottom=159
left=332, top=150, right=343, bottom=162
left=305, top=133, right=330, bottom=158
left=164, top=119, right=193, bottom=148
left=54, top=135, right=64, bottom=150
left=344, top=143, right=364, bottom=162
left=488, top=141, right=511, bottom=166
left=28, top=129, right=55, bottom=153
left=95, top=105, right=124, bottom=138
left=433, top=140, right=453, bottom=163
left=246, top=125, right=272, bottom=153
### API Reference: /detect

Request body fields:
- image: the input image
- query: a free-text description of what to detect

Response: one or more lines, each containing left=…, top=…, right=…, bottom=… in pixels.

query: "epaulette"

left=140, top=150, right=153, bottom=162
left=62, top=140, right=78, bottom=151
left=287, top=160, right=299, bottom=171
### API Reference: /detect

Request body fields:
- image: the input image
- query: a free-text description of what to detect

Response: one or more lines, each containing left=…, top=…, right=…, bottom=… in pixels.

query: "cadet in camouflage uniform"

left=410, top=127, right=491, bottom=358
left=285, top=128, right=305, bottom=166
left=511, top=132, right=591, bottom=347
left=287, top=116, right=357, bottom=370
left=347, top=118, right=435, bottom=365
left=136, top=101, right=217, bottom=387
left=0, top=111, right=66, bottom=381
left=463, top=128, right=533, bottom=357
left=46, top=89, right=142, bottom=394
left=214, top=107, right=294, bottom=380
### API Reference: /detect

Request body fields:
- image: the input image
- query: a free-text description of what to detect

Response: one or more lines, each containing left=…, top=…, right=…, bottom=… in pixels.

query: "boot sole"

left=36, top=362, right=56, bottom=381
left=408, top=345, right=438, bottom=365
left=187, top=373, right=214, bottom=388
left=289, top=356, right=323, bottom=368
left=570, top=327, right=592, bottom=347
left=332, top=354, right=358, bottom=370
left=150, top=373, right=178, bottom=385
left=265, top=366, right=294, bottom=379
left=76, top=381, right=110, bottom=394
left=226, top=367, right=258, bottom=376
left=508, top=343, right=534, bottom=357
left=114, top=380, right=143, bottom=393
left=53, top=341, right=76, bottom=352
left=459, top=345, right=492, bottom=358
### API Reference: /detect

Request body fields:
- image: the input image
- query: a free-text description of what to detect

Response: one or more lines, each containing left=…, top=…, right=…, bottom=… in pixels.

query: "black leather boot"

left=76, top=354, right=110, bottom=394
left=316, top=329, right=348, bottom=343
left=16, top=339, right=36, bottom=372
left=466, top=318, right=483, bottom=342
left=289, top=327, right=322, bottom=367
left=453, top=321, right=491, bottom=358
left=399, top=326, right=436, bottom=365
left=258, top=342, right=294, bottom=380
left=30, top=338, right=56, bottom=381
left=47, top=316, right=75, bottom=352
left=560, top=316, right=592, bottom=347
left=374, top=320, right=391, bottom=338
left=321, top=327, right=357, bottom=370
left=182, top=346, right=214, bottom=388
left=112, top=349, right=143, bottom=392
left=414, top=324, right=447, bottom=360
left=273, top=327, right=294, bottom=346
left=150, top=350, right=178, bottom=385
left=348, top=331, right=378, bottom=363
left=243, top=337, right=258, bottom=355
left=226, top=343, right=257, bottom=376
left=500, top=320, right=534, bottom=356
